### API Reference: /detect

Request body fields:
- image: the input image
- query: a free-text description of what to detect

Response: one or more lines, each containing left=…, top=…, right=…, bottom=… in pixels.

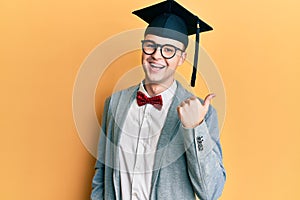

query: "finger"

left=189, top=96, right=197, bottom=100
left=184, top=96, right=196, bottom=105
left=179, top=101, right=185, bottom=107
left=177, top=106, right=182, bottom=119
left=203, top=93, right=216, bottom=108
left=184, top=98, right=190, bottom=104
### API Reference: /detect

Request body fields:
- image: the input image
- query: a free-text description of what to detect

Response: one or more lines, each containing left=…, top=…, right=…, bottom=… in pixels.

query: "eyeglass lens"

left=142, top=40, right=178, bottom=59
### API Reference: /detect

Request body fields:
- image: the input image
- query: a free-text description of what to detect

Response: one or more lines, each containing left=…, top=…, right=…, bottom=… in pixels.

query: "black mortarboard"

left=133, top=0, right=213, bottom=87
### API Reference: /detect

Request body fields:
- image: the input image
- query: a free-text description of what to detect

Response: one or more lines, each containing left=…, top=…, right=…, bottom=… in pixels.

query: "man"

left=91, top=1, right=226, bottom=199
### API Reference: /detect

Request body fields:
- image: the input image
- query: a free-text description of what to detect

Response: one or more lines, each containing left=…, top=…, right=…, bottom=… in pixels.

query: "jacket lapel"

left=150, top=82, right=192, bottom=197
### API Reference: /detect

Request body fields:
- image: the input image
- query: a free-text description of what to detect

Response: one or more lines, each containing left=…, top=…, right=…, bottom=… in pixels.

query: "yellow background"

left=1, top=0, right=300, bottom=199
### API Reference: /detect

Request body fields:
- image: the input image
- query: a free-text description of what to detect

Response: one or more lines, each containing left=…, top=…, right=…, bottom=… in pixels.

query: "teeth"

left=151, top=63, right=165, bottom=69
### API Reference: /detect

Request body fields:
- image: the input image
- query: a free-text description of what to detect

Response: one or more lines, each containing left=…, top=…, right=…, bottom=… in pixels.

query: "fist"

left=177, top=94, right=216, bottom=128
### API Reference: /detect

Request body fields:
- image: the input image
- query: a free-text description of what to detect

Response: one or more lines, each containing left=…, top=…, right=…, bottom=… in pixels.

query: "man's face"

left=142, top=34, right=186, bottom=87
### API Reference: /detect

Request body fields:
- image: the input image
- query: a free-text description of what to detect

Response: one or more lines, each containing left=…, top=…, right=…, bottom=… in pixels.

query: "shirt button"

left=135, top=164, right=140, bottom=170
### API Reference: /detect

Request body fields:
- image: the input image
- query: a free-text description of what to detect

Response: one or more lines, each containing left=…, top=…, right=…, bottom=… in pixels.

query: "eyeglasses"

left=141, top=40, right=184, bottom=59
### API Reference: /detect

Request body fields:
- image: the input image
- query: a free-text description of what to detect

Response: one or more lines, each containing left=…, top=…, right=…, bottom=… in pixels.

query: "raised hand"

left=177, top=94, right=216, bottom=128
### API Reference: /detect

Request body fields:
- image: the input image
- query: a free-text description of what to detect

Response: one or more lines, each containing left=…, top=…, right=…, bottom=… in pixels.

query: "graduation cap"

left=132, top=0, right=213, bottom=87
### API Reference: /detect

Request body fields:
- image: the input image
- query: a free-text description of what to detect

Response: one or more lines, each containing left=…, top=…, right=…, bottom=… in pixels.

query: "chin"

left=145, top=78, right=162, bottom=85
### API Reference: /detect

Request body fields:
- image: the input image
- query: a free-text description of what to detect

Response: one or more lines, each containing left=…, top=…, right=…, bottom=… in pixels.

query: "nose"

left=151, top=46, right=163, bottom=59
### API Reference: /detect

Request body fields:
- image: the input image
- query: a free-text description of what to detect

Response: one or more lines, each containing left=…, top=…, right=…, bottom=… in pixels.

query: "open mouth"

left=150, top=63, right=166, bottom=70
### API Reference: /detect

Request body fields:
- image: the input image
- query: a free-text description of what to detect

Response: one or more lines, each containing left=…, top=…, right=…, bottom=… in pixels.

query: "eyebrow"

left=143, top=39, right=184, bottom=51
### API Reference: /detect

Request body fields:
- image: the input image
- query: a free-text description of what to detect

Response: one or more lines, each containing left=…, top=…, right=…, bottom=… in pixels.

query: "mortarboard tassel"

left=191, top=19, right=200, bottom=87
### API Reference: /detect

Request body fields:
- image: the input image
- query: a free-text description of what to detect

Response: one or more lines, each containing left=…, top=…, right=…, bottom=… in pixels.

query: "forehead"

left=144, top=34, right=184, bottom=48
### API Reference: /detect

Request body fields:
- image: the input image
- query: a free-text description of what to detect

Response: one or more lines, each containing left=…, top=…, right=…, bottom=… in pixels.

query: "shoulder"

left=104, top=84, right=139, bottom=106
left=175, top=81, right=194, bottom=101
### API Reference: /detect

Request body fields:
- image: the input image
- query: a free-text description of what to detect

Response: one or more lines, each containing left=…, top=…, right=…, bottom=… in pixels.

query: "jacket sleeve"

left=90, top=97, right=111, bottom=200
left=182, top=104, right=226, bottom=200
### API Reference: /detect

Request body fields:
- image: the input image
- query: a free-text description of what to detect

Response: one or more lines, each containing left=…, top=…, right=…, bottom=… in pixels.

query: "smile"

left=150, top=63, right=166, bottom=70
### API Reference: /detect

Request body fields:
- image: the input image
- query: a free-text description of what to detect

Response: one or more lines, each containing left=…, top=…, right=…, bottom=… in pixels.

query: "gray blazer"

left=91, top=81, right=226, bottom=200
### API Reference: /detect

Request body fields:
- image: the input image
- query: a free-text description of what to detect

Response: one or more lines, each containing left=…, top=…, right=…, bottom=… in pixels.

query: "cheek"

left=141, top=53, right=149, bottom=64
left=165, top=59, right=178, bottom=69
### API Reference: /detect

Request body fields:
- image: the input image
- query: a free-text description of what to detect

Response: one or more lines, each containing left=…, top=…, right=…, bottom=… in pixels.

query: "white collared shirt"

left=119, top=81, right=177, bottom=200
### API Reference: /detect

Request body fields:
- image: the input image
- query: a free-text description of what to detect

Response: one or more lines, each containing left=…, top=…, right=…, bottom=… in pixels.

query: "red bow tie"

left=136, top=91, right=163, bottom=110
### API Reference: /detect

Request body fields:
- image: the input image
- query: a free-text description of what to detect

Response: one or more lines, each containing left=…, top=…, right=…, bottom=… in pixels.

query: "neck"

left=144, top=80, right=174, bottom=97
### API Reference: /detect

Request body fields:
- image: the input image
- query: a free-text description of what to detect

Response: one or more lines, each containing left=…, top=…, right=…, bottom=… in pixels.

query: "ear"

left=178, top=52, right=187, bottom=66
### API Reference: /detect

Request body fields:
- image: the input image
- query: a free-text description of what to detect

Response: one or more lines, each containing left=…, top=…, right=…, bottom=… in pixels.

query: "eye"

left=146, top=43, right=156, bottom=48
left=143, top=41, right=156, bottom=48
left=163, top=46, right=175, bottom=53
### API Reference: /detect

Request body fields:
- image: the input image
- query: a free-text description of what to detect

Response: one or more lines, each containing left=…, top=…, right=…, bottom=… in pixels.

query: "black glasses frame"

left=141, top=40, right=184, bottom=59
